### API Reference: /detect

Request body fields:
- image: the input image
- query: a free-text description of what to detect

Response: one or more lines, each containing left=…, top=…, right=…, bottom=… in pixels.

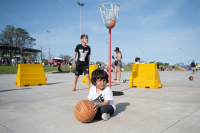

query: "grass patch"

left=0, top=66, right=18, bottom=74
left=0, top=65, right=74, bottom=74
left=123, top=65, right=132, bottom=71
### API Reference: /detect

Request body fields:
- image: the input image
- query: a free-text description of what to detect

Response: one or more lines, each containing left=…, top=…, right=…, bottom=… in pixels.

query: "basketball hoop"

left=100, top=3, right=119, bottom=23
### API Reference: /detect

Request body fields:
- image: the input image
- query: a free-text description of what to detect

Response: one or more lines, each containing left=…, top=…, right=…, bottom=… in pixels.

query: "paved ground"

left=0, top=71, right=200, bottom=133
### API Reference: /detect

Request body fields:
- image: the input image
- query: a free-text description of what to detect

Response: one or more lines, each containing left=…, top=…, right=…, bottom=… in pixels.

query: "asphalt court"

left=0, top=71, right=199, bottom=133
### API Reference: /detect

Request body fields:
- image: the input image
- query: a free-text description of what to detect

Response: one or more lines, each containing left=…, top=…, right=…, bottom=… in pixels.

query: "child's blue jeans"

left=94, top=105, right=114, bottom=119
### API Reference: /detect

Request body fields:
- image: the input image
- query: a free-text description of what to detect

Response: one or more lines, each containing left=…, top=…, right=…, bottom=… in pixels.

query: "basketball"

left=74, top=100, right=95, bottom=123
left=105, top=19, right=115, bottom=29
left=189, top=76, right=194, bottom=81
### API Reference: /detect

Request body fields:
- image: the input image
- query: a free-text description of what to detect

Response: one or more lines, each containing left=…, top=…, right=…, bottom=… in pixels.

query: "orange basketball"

left=74, top=100, right=95, bottom=123
left=189, top=76, right=194, bottom=81
left=105, top=19, right=115, bottom=29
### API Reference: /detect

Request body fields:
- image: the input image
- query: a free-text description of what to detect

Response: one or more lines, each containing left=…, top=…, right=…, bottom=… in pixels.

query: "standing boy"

left=71, top=35, right=91, bottom=91
left=191, top=60, right=195, bottom=74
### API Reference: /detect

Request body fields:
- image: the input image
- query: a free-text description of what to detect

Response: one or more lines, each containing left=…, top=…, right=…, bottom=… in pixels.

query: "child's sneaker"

left=102, top=113, right=110, bottom=121
left=71, top=87, right=76, bottom=91
left=123, top=79, right=126, bottom=83
left=88, top=88, right=90, bottom=91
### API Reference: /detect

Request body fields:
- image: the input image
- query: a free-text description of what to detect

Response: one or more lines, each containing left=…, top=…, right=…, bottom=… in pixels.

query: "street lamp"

left=179, top=48, right=182, bottom=65
left=47, top=31, right=51, bottom=62
left=77, top=2, right=84, bottom=43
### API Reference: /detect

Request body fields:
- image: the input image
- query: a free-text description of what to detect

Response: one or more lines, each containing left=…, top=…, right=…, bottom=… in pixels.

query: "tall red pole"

left=109, top=29, right=111, bottom=88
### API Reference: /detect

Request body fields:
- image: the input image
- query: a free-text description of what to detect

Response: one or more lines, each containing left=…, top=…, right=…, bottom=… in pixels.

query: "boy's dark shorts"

left=75, top=65, right=89, bottom=75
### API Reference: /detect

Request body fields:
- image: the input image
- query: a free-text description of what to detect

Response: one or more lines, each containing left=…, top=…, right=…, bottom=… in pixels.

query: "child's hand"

left=93, top=102, right=98, bottom=113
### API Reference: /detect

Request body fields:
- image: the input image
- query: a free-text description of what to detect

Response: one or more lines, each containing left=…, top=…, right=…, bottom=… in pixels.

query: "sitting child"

left=88, top=69, right=116, bottom=121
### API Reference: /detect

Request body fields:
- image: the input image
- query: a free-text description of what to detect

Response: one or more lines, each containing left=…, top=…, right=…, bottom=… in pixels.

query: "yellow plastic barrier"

left=82, top=65, right=98, bottom=84
left=129, top=63, right=161, bottom=89
left=15, top=64, right=47, bottom=87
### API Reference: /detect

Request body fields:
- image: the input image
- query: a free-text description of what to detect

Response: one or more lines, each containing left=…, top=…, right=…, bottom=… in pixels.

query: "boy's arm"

left=88, top=55, right=90, bottom=66
left=73, top=52, right=77, bottom=68
left=94, top=100, right=109, bottom=108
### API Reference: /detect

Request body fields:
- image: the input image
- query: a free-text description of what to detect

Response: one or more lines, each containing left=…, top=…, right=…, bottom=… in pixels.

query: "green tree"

left=42, top=59, right=48, bottom=65
left=164, top=63, right=169, bottom=66
left=0, top=25, right=15, bottom=58
left=0, top=25, right=36, bottom=60
left=63, top=55, right=72, bottom=62
left=96, top=61, right=101, bottom=65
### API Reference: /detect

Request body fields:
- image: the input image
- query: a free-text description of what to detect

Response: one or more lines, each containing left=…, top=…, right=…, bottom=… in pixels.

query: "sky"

left=0, top=0, right=200, bottom=65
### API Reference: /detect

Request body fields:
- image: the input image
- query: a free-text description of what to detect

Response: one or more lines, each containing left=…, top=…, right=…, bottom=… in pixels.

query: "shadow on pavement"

left=119, top=88, right=132, bottom=91
left=111, top=84, right=120, bottom=86
left=0, top=88, right=32, bottom=93
left=76, top=88, right=88, bottom=91
left=112, top=102, right=130, bottom=117
left=47, top=82, right=64, bottom=85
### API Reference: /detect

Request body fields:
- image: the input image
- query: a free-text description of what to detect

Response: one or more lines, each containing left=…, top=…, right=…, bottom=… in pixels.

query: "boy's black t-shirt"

left=75, top=44, right=91, bottom=66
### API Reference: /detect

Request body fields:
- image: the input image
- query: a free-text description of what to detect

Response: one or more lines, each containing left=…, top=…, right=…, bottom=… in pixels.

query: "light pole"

left=47, top=31, right=51, bottom=62
left=179, top=48, right=182, bottom=65
left=77, top=2, right=84, bottom=44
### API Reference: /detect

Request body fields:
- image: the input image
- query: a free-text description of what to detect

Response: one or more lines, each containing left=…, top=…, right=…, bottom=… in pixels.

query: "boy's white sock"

left=102, top=113, right=110, bottom=121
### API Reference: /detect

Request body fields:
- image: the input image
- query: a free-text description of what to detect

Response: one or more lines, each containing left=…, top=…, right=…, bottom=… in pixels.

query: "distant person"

left=71, top=34, right=91, bottom=91
left=3, top=58, right=5, bottom=66
left=162, top=65, right=165, bottom=71
left=172, top=66, right=174, bottom=72
left=157, top=62, right=159, bottom=70
left=135, top=57, right=140, bottom=64
left=23, top=58, right=26, bottom=64
left=28, top=58, right=30, bottom=64
left=160, top=65, right=162, bottom=71
left=64, top=60, right=67, bottom=70
left=191, top=60, right=195, bottom=74
left=6, top=58, right=10, bottom=66
left=69, top=62, right=72, bottom=73
left=196, top=64, right=199, bottom=72
left=112, top=47, right=122, bottom=81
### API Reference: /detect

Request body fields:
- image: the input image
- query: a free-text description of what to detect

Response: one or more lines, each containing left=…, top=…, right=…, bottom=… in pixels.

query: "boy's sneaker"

left=123, top=79, right=126, bottom=83
left=88, top=88, right=90, bottom=91
left=102, top=113, right=110, bottom=121
left=71, top=87, right=76, bottom=91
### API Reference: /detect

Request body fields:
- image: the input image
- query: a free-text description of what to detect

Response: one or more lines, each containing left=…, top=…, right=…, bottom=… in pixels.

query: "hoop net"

left=100, top=3, right=119, bottom=23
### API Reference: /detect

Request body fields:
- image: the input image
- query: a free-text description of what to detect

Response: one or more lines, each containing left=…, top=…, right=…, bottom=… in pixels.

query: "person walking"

left=191, top=60, right=195, bottom=74
left=112, top=47, right=122, bottom=81
left=71, top=35, right=91, bottom=91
